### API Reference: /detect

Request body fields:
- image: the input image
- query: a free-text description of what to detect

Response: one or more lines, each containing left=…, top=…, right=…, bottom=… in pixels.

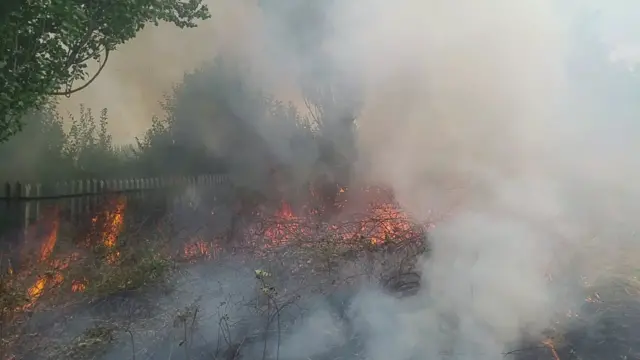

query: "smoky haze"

left=322, top=1, right=640, bottom=359
left=57, top=0, right=640, bottom=359
left=56, top=0, right=269, bottom=143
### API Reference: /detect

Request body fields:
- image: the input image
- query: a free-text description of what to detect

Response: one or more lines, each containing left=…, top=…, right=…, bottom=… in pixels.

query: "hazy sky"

left=585, top=0, right=640, bottom=63
left=55, top=0, right=640, bottom=144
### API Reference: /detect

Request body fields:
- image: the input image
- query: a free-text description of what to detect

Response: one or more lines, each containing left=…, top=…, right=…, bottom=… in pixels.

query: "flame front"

left=90, top=196, right=126, bottom=264
left=254, top=187, right=422, bottom=252
left=39, top=214, right=59, bottom=261
left=25, top=209, right=61, bottom=307
left=24, top=197, right=126, bottom=309
left=101, top=196, right=126, bottom=249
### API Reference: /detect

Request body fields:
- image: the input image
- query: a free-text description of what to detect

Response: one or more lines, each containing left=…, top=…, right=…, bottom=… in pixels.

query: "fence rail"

left=0, top=174, right=230, bottom=242
left=1, top=174, right=229, bottom=200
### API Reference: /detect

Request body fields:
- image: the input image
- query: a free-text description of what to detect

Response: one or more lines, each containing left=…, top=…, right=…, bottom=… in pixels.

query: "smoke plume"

left=56, top=0, right=640, bottom=358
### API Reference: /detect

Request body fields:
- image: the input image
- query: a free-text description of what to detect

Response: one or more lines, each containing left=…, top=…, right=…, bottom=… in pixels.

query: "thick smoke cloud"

left=56, top=0, right=640, bottom=358
left=289, top=0, right=640, bottom=358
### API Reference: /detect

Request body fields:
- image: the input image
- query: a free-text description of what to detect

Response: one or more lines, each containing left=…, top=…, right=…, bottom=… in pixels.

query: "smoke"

left=56, top=0, right=266, bottom=143
left=52, top=0, right=640, bottom=358
left=277, top=0, right=640, bottom=359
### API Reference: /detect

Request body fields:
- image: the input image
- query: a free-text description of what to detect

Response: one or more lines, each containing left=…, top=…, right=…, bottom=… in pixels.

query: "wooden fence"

left=0, top=174, right=230, bottom=241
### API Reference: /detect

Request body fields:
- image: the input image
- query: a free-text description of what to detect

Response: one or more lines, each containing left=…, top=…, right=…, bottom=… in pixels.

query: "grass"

left=0, top=225, right=176, bottom=359
left=49, top=323, right=117, bottom=360
left=83, top=250, right=173, bottom=299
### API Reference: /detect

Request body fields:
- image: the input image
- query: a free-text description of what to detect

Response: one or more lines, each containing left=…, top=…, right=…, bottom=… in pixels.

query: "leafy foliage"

left=0, top=0, right=210, bottom=142
left=0, top=103, right=129, bottom=182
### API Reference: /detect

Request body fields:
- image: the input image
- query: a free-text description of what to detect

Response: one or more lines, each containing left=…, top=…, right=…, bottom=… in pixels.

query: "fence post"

left=78, top=180, right=85, bottom=223
left=23, top=183, right=31, bottom=238
left=136, top=178, right=142, bottom=200
left=62, top=181, right=69, bottom=221
left=91, top=179, right=98, bottom=213
left=35, top=183, right=42, bottom=221
left=13, top=182, right=23, bottom=239
left=55, top=181, right=62, bottom=219
left=70, top=180, right=77, bottom=224
left=3, top=183, right=10, bottom=236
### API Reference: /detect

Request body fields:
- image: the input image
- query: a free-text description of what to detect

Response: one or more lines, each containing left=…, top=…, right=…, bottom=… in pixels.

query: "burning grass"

left=4, top=184, right=640, bottom=360
left=0, top=184, right=432, bottom=359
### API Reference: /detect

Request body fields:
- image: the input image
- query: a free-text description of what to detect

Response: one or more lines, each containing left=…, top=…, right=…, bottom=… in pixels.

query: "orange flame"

left=39, top=214, right=59, bottom=261
left=102, top=196, right=126, bottom=248
left=27, top=277, right=46, bottom=300
left=183, top=238, right=221, bottom=262
left=71, top=279, right=87, bottom=292
left=89, top=196, right=126, bottom=264
left=278, top=201, right=294, bottom=219
left=542, top=339, right=561, bottom=360
left=256, top=192, right=420, bottom=252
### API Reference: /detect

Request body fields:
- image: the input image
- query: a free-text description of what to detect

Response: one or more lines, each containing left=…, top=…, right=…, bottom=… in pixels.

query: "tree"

left=259, top=0, right=362, bottom=188
left=0, top=0, right=210, bottom=142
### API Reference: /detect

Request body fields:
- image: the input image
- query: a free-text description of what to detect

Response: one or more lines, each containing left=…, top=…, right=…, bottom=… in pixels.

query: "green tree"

left=0, top=0, right=210, bottom=142
left=259, top=0, right=361, bottom=187
left=64, top=105, right=126, bottom=178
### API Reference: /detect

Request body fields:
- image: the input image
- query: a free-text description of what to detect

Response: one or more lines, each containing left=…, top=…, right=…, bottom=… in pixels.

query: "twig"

left=126, top=328, right=135, bottom=360
left=502, top=345, right=547, bottom=357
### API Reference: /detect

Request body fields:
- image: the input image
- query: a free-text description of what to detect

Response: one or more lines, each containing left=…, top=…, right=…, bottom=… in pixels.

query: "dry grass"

left=48, top=323, right=117, bottom=360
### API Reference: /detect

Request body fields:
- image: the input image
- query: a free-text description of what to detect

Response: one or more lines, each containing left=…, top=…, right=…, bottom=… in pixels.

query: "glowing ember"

left=53, top=272, right=64, bottom=286
left=183, top=239, right=221, bottom=262
left=71, top=279, right=87, bottom=292
left=542, top=339, right=561, bottom=360
left=278, top=201, right=294, bottom=219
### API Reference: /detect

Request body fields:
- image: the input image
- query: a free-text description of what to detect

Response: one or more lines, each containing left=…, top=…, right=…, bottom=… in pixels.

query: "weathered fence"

left=0, top=174, right=230, bottom=243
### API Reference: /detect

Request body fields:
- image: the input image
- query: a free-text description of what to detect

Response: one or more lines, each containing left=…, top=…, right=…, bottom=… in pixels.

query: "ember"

left=71, top=279, right=87, bottom=292
left=183, top=238, right=222, bottom=262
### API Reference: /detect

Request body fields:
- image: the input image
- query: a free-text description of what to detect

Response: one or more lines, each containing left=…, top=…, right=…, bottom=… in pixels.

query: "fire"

left=101, top=196, right=126, bottom=248
left=278, top=201, right=294, bottom=219
left=21, top=208, right=62, bottom=308
left=183, top=238, right=221, bottom=262
left=40, top=216, right=59, bottom=261
left=22, top=196, right=125, bottom=309
left=260, top=201, right=307, bottom=247
left=71, top=279, right=87, bottom=292
left=27, top=277, right=46, bottom=300
left=89, top=196, right=126, bottom=263
left=253, top=187, right=422, bottom=253
left=542, top=339, right=561, bottom=360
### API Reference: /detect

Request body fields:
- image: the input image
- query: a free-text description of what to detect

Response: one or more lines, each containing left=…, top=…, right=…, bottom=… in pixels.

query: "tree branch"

left=49, top=46, right=109, bottom=97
